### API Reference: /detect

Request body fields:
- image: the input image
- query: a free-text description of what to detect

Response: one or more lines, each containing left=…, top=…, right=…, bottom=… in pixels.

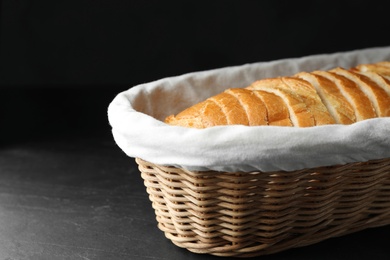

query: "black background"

left=2, top=0, right=390, bottom=142
left=1, top=1, right=390, bottom=259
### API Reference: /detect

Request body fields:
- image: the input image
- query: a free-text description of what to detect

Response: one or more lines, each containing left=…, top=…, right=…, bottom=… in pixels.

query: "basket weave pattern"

left=136, top=158, right=390, bottom=257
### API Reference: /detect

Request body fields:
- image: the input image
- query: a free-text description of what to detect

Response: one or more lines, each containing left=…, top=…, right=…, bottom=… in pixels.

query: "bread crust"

left=352, top=62, right=390, bottom=79
left=282, top=77, right=335, bottom=125
left=252, top=90, right=292, bottom=126
left=248, top=78, right=315, bottom=127
left=224, top=88, right=268, bottom=126
left=295, top=72, right=355, bottom=124
left=312, top=71, right=376, bottom=122
left=330, top=67, right=390, bottom=117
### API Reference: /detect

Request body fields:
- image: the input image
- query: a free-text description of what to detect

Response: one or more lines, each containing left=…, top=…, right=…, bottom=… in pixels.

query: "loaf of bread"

left=165, top=61, right=390, bottom=128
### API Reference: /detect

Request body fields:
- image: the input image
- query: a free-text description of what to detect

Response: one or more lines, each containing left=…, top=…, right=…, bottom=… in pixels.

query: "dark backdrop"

left=1, top=0, right=390, bottom=142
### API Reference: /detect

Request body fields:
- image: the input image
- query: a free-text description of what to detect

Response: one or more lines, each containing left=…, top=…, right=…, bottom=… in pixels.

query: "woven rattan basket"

left=108, top=47, right=390, bottom=257
left=136, top=157, right=390, bottom=257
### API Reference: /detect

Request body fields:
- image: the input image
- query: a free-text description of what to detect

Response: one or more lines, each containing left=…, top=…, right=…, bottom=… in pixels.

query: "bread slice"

left=252, top=90, right=292, bottom=126
left=165, top=88, right=270, bottom=128
left=375, top=61, right=390, bottom=68
left=330, top=67, right=390, bottom=117
left=248, top=78, right=315, bottom=127
left=282, top=77, right=335, bottom=125
left=165, top=100, right=216, bottom=128
left=312, top=71, right=376, bottom=122
left=164, top=99, right=227, bottom=128
left=208, top=91, right=250, bottom=126
left=355, top=70, right=390, bottom=97
left=249, top=77, right=334, bottom=126
left=224, top=88, right=268, bottom=126
left=352, top=62, right=390, bottom=79
left=295, top=72, right=355, bottom=124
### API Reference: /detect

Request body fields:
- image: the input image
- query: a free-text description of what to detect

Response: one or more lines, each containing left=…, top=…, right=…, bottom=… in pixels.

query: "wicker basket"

left=136, top=157, right=390, bottom=257
left=107, top=47, right=390, bottom=257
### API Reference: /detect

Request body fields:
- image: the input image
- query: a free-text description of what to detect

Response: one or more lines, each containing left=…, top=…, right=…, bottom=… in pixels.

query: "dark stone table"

left=1, top=137, right=389, bottom=260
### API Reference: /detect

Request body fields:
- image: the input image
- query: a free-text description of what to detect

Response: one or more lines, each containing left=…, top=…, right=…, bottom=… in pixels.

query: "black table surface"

left=1, top=136, right=389, bottom=260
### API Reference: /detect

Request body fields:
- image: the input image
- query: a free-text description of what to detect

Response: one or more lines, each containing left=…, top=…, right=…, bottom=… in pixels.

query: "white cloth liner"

left=108, top=46, right=390, bottom=172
